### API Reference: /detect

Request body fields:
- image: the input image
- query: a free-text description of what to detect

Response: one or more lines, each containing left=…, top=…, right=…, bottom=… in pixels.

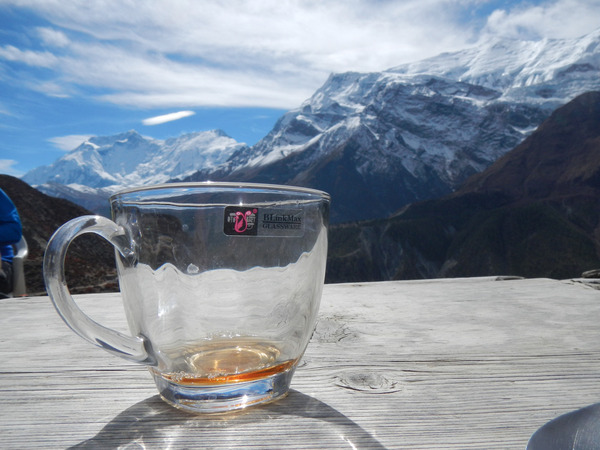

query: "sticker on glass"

left=224, top=206, right=258, bottom=236
left=224, top=207, right=304, bottom=237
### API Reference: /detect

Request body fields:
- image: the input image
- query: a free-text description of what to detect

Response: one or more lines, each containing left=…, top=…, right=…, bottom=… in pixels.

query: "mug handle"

left=44, top=215, right=154, bottom=365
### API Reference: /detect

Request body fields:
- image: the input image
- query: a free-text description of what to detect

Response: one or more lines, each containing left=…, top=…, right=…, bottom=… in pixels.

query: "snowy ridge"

left=390, top=28, right=600, bottom=102
left=23, top=129, right=246, bottom=192
left=224, top=71, right=518, bottom=186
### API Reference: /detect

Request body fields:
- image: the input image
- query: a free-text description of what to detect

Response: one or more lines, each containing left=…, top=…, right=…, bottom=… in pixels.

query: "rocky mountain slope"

left=0, top=175, right=116, bottom=295
left=326, top=91, right=600, bottom=282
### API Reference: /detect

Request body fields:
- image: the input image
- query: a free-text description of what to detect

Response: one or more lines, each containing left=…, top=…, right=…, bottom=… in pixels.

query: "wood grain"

left=2, top=277, right=600, bottom=448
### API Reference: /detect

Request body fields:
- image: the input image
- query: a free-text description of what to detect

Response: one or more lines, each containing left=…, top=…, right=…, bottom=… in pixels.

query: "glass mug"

left=44, top=182, right=330, bottom=413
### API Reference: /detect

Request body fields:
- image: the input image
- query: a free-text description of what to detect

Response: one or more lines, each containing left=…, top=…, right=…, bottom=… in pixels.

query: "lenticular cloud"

left=143, top=110, right=195, bottom=125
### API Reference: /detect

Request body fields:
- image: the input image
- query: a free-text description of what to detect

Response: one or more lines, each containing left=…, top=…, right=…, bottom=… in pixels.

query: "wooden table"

left=2, top=277, right=600, bottom=449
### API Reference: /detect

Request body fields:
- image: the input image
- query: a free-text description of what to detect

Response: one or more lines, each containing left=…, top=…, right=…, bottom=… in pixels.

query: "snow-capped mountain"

left=23, top=29, right=600, bottom=223
left=221, top=28, right=600, bottom=177
left=23, top=129, right=247, bottom=190
left=391, top=28, right=600, bottom=103
left=187, top=29, right=600, bottom=222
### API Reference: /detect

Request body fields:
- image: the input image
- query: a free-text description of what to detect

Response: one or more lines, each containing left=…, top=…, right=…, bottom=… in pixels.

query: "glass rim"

left=110, top=181, right=331, bottom=201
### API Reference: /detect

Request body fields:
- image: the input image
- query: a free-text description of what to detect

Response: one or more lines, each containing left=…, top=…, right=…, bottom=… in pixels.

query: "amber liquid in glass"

left=152, top=339, right=296, bottom=386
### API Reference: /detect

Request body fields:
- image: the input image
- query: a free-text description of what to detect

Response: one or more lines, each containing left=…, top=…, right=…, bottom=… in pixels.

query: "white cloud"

left=0, top=159, right=22, bottom=177
left=0, top=44, right=58, bottom=67
left=47, top=134, right=94, bottom=151
left=1, top=0, right=600, bottom=109
left=482, top=0, right=600, bottom=40
left=25, top=79, right=72, bottom=98
left=37, top=27, right=70, bottom=47
left=142, top=110, right=196, bottom=126
left=0, top=0, right=478, bottom=109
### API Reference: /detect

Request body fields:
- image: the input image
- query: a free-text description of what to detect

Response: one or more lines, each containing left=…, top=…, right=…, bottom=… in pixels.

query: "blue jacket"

left=0, top=189, right=22, bottom=264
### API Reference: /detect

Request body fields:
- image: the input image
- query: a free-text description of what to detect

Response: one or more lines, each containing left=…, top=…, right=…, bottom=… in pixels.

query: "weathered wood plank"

left=1, top=278, right=600, bottom=448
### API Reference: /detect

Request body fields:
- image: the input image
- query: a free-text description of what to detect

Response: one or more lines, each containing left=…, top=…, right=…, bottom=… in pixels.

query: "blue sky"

left=1, top=0, right=599, bottom=177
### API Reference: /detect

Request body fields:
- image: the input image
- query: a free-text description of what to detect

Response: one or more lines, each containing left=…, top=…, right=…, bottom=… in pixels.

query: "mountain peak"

left=389, top=27, right=600, bottom=105
left=86, top=129, right=144, bottom=147
left=22, top=129, right=246, bottom=192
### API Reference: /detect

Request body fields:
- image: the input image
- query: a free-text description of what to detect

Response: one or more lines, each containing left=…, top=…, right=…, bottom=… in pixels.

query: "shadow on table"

left=528, top=402, right=600, bottom=449
left=69, top=389, right=385, bottom=449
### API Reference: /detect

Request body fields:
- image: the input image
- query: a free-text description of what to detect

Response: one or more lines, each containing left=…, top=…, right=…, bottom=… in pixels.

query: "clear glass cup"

left=43, top=182, right=330, bottom=413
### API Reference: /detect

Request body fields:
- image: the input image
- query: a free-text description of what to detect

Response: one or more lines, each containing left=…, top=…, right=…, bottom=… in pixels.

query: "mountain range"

left=7, top=91, right=600, bottom=295
left=22, top=29, right=600, bottom=224
left=326, top=91, right=600, bottom=282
